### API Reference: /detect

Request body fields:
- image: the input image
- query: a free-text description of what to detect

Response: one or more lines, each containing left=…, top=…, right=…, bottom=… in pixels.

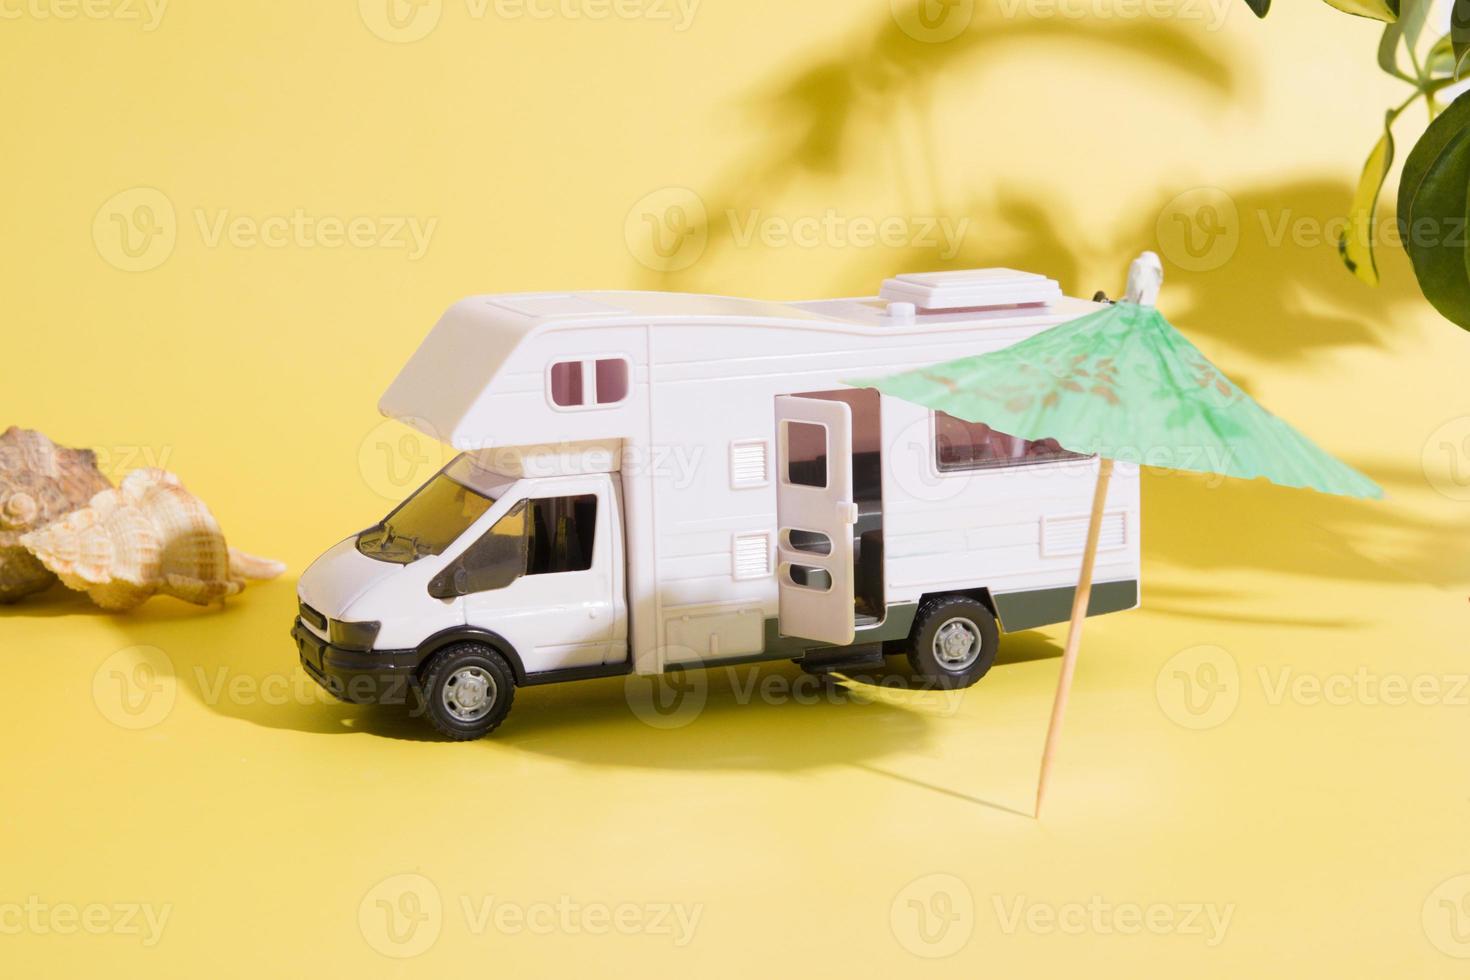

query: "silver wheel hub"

left=442, top=666, right=497, bottom=722
left=933, top=617, right=981, bottom=671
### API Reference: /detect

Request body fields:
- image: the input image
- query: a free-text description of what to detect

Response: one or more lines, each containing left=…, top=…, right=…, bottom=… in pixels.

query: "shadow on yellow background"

left=639, top=4, right=1240, bottom=299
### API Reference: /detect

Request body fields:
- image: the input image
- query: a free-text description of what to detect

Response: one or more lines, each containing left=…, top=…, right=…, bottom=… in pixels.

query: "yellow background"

left=3, top=0, right=1469, bottom=975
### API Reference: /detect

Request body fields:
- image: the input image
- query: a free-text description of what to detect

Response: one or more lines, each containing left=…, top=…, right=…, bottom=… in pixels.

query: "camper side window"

left=549, top=361, right=584, bottom=407
left=548, top=358, right=630, bottom=409
left=933, top=412, right=1086, bottom=472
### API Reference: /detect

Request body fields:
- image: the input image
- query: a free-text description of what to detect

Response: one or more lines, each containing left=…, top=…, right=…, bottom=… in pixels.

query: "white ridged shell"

left=20, top=468, right=283, bottom=611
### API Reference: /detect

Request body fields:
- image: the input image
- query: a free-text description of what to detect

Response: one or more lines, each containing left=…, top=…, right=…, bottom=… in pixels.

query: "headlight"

left=328, top=619, right=382, bottom=651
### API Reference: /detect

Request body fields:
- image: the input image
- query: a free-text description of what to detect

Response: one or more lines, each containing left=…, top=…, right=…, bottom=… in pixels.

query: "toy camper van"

left=292, top=270, right=1141, bottom=738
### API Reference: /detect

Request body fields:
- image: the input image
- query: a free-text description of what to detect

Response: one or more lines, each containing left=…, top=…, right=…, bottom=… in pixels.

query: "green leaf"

left=1399, top=91, right=1470, bottom=329
left=1378, top=3, right=1433, bottom=80
left=1322, top=0, right=1399, bottom=20
left=1378, top=19, right=1411, bottom=79
left=1454, top=0, right=1470, bottom=78
left=1340, top=114, right=1395, bottom=285
left=1399, top=0, right=1432, bottom=71
left=1425, top=32, right=1456, bottom=76
left=1243, top=0, right=1270, bottom=16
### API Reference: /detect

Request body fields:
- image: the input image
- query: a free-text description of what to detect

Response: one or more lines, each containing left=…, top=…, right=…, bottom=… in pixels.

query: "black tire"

left=906, top=596, right=1000, bottom=690
left=418, top=642, right=516, bottom=740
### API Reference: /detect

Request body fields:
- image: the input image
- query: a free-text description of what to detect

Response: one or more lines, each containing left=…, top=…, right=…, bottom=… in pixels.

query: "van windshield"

left=356, top=455, right=505, bottom=565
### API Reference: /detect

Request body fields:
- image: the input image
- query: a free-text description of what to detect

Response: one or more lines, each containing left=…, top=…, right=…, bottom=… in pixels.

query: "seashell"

left=20, top=468, right=284, bottom=611
left=0, top=427, right=113, bottom=602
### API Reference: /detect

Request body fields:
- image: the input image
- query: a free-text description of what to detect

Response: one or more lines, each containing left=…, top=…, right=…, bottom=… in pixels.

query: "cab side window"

left=430, top=494, right=598, bottom=598
left=525, top=494, right=597, bottom=575
left=431, top=500, right=530, bottom=596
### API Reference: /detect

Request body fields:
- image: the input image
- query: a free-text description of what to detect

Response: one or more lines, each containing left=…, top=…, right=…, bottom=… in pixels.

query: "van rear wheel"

left=419, top=643, right=516, bottom=740
left=907, top=596, right=999, bottom=690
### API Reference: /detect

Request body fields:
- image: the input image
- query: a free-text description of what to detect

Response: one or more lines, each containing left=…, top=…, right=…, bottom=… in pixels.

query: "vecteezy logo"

left=93, top=187, right=177, bottom=272
left=359, top=0, right=443, bottom=43
left=890, top=873, right=974, bottom=958
left=624, top=657, right=707, bottom=729
left=357, top=416, right=451, bottom=501
left=1155, top=644, right=1240, bottom=730
left=890, top=0, right=974, bottom=44
left=1155, top=187, right=1240, bottom=273
left=359, top=873, right=443, bottom=958
left=887, top=415, right=968, bottom=504
left=1422, top=416, right=1470, bottom=501
left=1424, top=873, right=1470, bottom=958
left=624, top=187, right=707, bottom=273
left=93, top=645, right=178, bottom=730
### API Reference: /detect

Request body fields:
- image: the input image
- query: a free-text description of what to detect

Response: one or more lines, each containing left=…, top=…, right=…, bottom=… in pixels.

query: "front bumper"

left=292, top=618, right=421, bottom=705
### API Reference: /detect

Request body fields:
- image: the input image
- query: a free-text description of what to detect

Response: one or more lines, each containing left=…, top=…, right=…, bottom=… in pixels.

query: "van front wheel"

left=907, top=597, right=999, bottom=690
left=419, top=643, right=516, bottom=740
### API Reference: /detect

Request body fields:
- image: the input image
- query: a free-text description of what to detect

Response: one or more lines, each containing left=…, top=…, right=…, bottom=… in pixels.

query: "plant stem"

left=1387, top=91, right=1420, bottom=127
left=1422, top=76, right=1462, bottom=97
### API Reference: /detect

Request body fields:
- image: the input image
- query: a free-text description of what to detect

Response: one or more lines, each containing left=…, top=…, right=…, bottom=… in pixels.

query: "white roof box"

left=879, top=268, right=1061, bottom=311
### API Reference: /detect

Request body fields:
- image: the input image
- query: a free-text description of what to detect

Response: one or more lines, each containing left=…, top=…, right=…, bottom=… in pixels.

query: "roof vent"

left=879, top=268, right=1061, bottom=312
left=879, top=300, right=916, bottom=325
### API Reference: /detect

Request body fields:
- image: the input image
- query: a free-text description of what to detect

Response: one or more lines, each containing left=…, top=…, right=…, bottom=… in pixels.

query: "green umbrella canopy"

left=847, top=287, right=1381, bottom=500
left=847, top=253, right=1379, bottom=818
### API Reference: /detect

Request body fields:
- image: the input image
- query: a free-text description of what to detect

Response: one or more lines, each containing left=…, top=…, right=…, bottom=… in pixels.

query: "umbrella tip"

left=1125, top=251, right=1163, bottom=307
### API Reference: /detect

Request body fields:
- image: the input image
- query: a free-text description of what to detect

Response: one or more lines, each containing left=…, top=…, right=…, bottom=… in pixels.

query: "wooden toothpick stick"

left=1034, top=455, right=1115, bottom=818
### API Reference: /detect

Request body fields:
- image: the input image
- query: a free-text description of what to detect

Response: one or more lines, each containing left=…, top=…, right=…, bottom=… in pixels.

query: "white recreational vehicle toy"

left=292, top=269, right=1141, bottom=738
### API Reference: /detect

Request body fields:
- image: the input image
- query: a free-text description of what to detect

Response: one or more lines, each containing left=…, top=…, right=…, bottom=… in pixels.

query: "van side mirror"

left=427, top=501, right=531, bottom=599
left=428, top=564, right=469, bottom=600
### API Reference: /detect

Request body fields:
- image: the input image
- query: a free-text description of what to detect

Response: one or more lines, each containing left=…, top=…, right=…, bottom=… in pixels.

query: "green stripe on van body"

left=760, top=602, right=919, bottom=659
left=992, top=579, right=1139, bottom=633
left=662, top=604, right=919, bottom=671
left=659, top=586, right=1137, bottom=673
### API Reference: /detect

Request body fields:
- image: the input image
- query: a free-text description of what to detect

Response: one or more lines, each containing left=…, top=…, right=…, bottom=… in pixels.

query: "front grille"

left=299, top=601, right=327, bottom=631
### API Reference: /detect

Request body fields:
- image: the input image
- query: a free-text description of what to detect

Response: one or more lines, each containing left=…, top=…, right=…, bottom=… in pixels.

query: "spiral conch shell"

left=0, top=426, right=114, bottom=602
left=20, top=468, right=285, bottom=611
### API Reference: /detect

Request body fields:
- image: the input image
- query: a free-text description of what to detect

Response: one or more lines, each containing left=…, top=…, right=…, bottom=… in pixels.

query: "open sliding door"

left=774, top=394, right=856, bottom=646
